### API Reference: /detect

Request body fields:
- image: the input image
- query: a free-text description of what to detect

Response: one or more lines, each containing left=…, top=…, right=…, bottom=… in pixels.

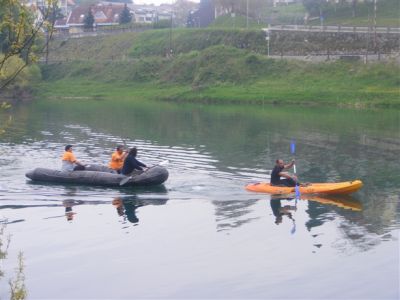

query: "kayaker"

left=108, top=145, right=127, bottom=173
left=61, top=145, right=85, bottom=171
left=121, top=147, right=147, bottom=175
left=270, top=159, right=298, bottom=187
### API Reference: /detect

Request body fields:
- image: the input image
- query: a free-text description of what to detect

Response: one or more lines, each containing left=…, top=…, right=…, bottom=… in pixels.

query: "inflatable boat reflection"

left=112, top=193, right=169, bottom=224
left=63, top=199, right=84, bottom=222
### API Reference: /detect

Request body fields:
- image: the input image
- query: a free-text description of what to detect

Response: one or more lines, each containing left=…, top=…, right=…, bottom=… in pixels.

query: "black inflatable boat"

left=25, top=164, right=169, bottom=187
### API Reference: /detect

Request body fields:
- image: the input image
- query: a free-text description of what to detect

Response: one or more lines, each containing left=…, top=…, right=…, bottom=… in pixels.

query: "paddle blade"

left=295, top=185, right=301, bottom=199
left=119, top=176, right=131, bottom=186
left=290, top=140, right=296, bottom=155
left=291, top=222, right=296, bottom=235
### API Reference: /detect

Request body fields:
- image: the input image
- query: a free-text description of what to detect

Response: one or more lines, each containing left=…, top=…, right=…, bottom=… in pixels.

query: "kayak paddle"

left=290, top=140, right=301, bottom=199
left=119, top=160, right=169, bottom=186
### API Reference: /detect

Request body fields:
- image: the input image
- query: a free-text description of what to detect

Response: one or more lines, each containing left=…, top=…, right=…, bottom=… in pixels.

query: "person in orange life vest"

left=61, top=145, right=85, bottom=171
left=109, top=145, right=128, bottom=174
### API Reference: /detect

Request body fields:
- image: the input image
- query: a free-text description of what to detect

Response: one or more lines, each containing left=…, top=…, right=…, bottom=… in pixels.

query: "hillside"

left=47, top=29, right=269, bottom=61
left=40, top=29, right=400, bottom=108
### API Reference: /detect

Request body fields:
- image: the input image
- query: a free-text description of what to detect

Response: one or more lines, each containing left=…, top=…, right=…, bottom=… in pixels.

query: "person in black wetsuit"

left=270, top=159, right=298, bottom=187
left=121, top=147, right=147, bottom=175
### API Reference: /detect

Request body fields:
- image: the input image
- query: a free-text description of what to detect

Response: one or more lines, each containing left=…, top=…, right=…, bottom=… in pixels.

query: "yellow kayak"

left=246, top=180, right=363, bottom=195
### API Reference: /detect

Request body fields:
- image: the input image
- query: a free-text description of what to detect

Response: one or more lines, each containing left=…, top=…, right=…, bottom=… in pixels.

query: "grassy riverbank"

left=37, top=26, right=400, bottom=108
left=38, top=48, right=399, bottom=108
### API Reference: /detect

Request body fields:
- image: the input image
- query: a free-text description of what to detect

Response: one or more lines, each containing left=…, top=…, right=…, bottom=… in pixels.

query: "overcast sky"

left=134, top=0, right=199, bottom=5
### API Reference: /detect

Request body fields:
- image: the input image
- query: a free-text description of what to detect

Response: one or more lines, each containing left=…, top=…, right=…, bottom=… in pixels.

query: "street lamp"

left=263, top=27, right=270, bottom=57
left=169, top=10, right=173, bottom=57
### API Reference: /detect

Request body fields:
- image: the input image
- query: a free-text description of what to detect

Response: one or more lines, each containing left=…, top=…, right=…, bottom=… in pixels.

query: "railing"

left=265, top=25, right=400, bottom=34
left=52, top=26, right=151, bottom=39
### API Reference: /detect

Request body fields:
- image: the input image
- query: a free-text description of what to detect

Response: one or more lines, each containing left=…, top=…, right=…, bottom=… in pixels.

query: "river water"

left=0, top=98, right=399, bottom=299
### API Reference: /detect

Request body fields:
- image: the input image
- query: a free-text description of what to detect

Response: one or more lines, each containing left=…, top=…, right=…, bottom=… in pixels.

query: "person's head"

left=276, top=159, right=284, bottom=167
left=116, top=145, right=124, bottom=154
left=129, top=147, right=137, bottom=157
left=65, top=145, right=73, bottom=152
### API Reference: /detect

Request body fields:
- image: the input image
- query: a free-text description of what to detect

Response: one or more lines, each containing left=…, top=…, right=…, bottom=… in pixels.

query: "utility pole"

left=246, top=0, right=249, bottom=29
left=169, top=10, right=173, bottom=57
left=373, top=0, right=377, bottom=51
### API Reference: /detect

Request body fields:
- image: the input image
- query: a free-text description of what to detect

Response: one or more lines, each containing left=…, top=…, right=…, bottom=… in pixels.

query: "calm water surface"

left=0, top=98, right=399, bottom=299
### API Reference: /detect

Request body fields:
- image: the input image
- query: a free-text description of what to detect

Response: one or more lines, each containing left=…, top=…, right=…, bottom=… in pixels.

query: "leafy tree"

left=173, top=0, right=198, bottom=26
left=303, top=0, right=330, bottom=18
left=214, top=0, right=266, bottom=18
left=0, top=0, right=56, bottom=91
left=119, top=4, right=132, bottom=25
left=83, top=9, right=95, bottom=30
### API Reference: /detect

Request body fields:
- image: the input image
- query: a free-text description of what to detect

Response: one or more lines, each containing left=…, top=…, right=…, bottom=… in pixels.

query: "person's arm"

left=122, top=151, right=128, bottom=159
left=278, top=171, right=293, bottom=180
left=137, top=160, right=147, bottom=168
left=72, top=154, right=85, bottom=167
left=132, top=158, right=146, bottom=170
left=284, top=159, right=295, bottom=169
left=278, top=171, right=298, bottom=183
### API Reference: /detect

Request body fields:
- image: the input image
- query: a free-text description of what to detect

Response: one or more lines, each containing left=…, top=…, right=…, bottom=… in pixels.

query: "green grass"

left=312, top=0, right=400, bottom=27
left=208, top=4, right=307, bottom=28
left=39, top=24, right=400, bottom=109
left=209, top=15, right=265, bottom=30
left=48, top=28, right=269, bottom=60
left=37, top=51, right=400, bottom=108
left=208, top=0, right=399, bottom=27
left=128, top=28, right=268, bottom=57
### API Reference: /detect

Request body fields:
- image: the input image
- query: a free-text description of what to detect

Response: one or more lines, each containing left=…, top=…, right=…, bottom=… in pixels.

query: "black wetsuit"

left=121, top=155, right=147, bottom=175
left=270, top=165, right=296, bottom=187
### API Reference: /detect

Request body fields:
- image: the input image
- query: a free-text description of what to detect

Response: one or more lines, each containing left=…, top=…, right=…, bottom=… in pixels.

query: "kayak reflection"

left=301, top=194, right=362, bottom=211
left=270, top=194, right=362, bottom=212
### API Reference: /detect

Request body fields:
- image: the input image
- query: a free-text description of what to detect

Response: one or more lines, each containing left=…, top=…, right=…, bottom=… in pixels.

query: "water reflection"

left=1, top=100, right=399, bottom=252
left=304, top=194, right=362, bottom=211
left=63, top=199, right=82, bottom=222
left=270, top=196, right=297, bottom=226
left=112, top=186, right=169, bottom=225
left=112, top=197, right=141, bottom=224
left=269, top=194, right=363, bottom=237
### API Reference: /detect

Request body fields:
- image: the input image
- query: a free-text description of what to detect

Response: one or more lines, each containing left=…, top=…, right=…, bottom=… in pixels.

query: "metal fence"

left=52, top=26, right=150, bottom=39
left=265, top=25, right=400, bottom=34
